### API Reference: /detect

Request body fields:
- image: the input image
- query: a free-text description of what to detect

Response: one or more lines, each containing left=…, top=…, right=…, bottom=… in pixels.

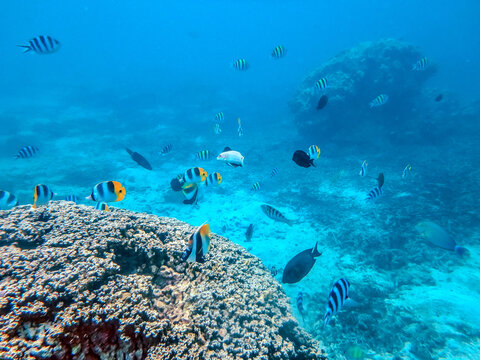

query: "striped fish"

left=160, top=144, right=172, bottom=154
left=18, top=35, right=61, bottom=54
left=402, top=164, right=412, bottom=179
left=182, top=183, right=199, bottom=205
left=181, top=222, right=211, bottom=263
left=315, top=78, right=328, bottom=91
left=297, top=291, right=305, bottom=322
left=87, top=181, right=126, bottom=203
left=233, top=58, right=248, bottom=71
left=412, top=56, right=429, bottom=71
left=260, top=204, right=293, bottom=226
left=308, top=145, right=321, bottom=160
left=215, top=112, right=225, bottom=122
left=183, top=167, right=208, bottom=183
left=195, top=150, right=212, bottom=161
left=64, top=195, right=79, bottom=203
left=15, top=146, right=39, bottom=159
left=0, top=190, right=18, bottom=210
left=369, top=94, right=389, bottom=108
left=359, top=160, right=368, bottom=177
left=213, top=123, right=222, bottom=135
left=238, top=117, right=243, bottom=137
left=205, top=172, right=222, bottom=186
left=251, top=181, right=261, bottom=191
left=366, top=186, right=383, bottom=201
left=95, top=202, right=109, bottom=211
left=271, top=168, right=279, bottom=177
left=33, top=184, right=54, bottom=208
left=271, top=45, right=286, bottom=59
left=324, top=278, right=350, bottom=327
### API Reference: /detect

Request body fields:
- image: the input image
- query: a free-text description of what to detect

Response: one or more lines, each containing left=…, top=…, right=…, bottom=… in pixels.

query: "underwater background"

left=1, top=0, right=480, bottom=359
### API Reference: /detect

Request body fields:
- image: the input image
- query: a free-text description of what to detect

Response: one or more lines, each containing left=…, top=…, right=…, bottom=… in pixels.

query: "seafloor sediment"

left=0, top=203, right=326, bottom=360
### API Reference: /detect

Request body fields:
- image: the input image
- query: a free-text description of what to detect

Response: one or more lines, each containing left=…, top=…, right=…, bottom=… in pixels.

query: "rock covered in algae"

left=0, top=203, right=325, bottom=360
left=290, top=38, right=436, bottom=144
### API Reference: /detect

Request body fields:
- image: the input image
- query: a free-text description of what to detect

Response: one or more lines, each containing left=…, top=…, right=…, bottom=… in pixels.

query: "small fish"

left=251, top=181, right=261, bottom=191
left=64, top=195, right=79, bottom=203
left=315, top=77, right=328, bottom=91
left=160, top=144, right=173, bottom=154
left=205, top=172, right=222, bottom=186
left=297, top=291, right=305, bottom=322
left=215, top=112, right=225, bottom=123
left=237, top=118, right=243, bottom=137
left=270, top=266, right=278, bottom=277
left=217, top=147, right=244, bottom=167
left=412, top=56, right=429, bottom=71
left=126, top=148, right=152, bottom=170
left=316, top=95, right=328, bottom=110
left=282, top=242, right=321, bottom=284
left=402, top=164, right=412, bottom=179
left=233, top=58, right=249, bottom=71
left=181, top=222, right=211, bottom=262
left=183, top=167, right=208, bottom=183
left=95, top=202, right=109, bottom=211
left=344, top=345, right=373, bottom=360
left=308, top=145, right=321, bottom=160
left=359, top=160, right=368, bottom=177
left=18, top=35, right=61, bottom=54
left=33, top=184, right=54, bottom=208
left=182, top=183, right=199, bottom=205
left=195, top=150, right=212, bottom=161
left=87, top=181, right=126, bottom=203
left=0, top=190, right=18, bottom=210
left=292, top=150, right=314, bottom=168
left=271, top=168, right=279, bottom=177
left=261, top=204, right=293, bottom=226
left=15, top=146, right=39, bottom=159
left=415, top=221, right=467, bottom=255
left=324, top=278, right=350, bottom=327
left=369, top=94, right=389, bottom=108
left=365, top=186, right=383, bottom=201
left=271, top=45, right=286, bottom=59
left=245, top=224, right=254, bottom=242
left=213, top=123, right=222, bottom=135
left=435, top=94, right=443, bottom=102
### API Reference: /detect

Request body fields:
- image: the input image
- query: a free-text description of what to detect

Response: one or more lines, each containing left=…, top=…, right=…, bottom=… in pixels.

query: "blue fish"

left=18, top=36, right=61, bottom=54
left=324, top=278, right=350, bottom=327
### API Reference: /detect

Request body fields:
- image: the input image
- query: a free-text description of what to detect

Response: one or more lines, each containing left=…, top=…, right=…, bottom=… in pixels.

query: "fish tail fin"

left=455, top=246, right=468, bottom=256
left=312, top=241, right=321, bottom=257
left=17, top=45, right=32, bottom=53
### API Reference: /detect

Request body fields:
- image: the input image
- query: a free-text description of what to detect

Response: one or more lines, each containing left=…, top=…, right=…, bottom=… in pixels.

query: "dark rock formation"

left=0, top=203, right=326, bottom=360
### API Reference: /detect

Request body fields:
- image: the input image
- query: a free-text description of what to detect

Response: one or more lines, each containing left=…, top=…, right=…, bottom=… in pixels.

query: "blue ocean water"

left=1, top=1, right=480, bottom=359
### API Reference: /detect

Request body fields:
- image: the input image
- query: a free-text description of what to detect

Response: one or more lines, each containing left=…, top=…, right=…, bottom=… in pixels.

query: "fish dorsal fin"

left=223, top=147, right=232, bottom=152
left=311, top=241, right=321, bottom=257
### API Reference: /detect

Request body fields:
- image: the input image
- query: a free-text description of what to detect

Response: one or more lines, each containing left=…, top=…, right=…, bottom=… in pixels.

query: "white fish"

left=217, top=147, right=244, bottom=167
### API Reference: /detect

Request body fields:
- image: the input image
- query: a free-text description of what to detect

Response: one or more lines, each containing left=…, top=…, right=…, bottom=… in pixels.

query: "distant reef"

left=290, top=38, right=472, bottom=146
left=0, top=203, right=325, bottom=360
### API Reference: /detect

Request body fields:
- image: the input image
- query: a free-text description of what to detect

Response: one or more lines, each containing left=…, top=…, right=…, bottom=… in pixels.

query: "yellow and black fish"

left=182, top=183, right=199, bottom=205
left=205, top=172, right=222, bottom=187
left=181, top=222, right=211, bottom=262
left=308, top=145, right=321, bottom=160
left=33, top=184, right=54, bottom=208
left=87, top=181, right=126, bottom=203
left=183, top=167, right=208, bottom=183
left=95, top=202, right=109, bottom=211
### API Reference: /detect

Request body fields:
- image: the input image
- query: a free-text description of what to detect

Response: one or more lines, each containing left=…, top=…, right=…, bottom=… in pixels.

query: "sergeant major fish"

left=87, top=181, right=126, bottom=203
left=369, top=94, right=389, bottom=108
left=251, top=181, right=261, bottom=191
left=15, top=146, right=39, bottom=159
left=412, top=56, right=429, bottom=71
left=160, top=144, right=172, bottom=155
left=271, top=45, right=286, bottom=59
left=365, top=186, right=383, bottom=201
left=359, top=160, right=368, bottom=177
left=195, top=150, right=212, bottom=161
left=261, top=204, right=293, bottom=226
left=215, top=112, right=225, bottom=123
left=315, top=78, right=328, bottom=91
left=297, top=291, right=305, bottom=322
left=18, top=35, right=61, bottom=54
left=233, top=59, right=249, bottom=71
left=324, top=278, right=351, bottom=327
left=181, top=222, right=211, bottom=263
left=271, top=168, right=279, bottom=177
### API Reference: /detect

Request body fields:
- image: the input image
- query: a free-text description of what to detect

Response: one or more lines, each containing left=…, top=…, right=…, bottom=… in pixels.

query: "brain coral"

left=0, top=203, right=326, bottom=360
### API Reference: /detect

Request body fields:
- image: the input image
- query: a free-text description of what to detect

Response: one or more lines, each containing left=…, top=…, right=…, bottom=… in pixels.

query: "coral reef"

left=0, top=203, right=325, bottom=360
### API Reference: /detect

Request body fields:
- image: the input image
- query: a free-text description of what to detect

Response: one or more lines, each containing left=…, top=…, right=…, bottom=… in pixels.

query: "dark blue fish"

left=282, top=242, right=321, bottom=284
left=15, top=146, right=39, bottom=159
left=324, top=278, right=350, bottom=327
left=316, top=95, right=328, bottom=110
left=245, top=224, right=254, bottom=242
left=297, top=291, right=305, bottom=322
left=126, top=148, right=152, bottom=170
left=435, top=94, right=443, bottom=102
left=18, top=36, right=61, bottom=54
left=292, top=150, right=315, bottom=168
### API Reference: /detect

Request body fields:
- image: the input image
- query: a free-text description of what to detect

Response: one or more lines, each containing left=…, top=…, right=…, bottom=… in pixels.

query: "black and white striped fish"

left=95, top=202, right=109, bottom=211
left=182, top=183, right=199, bottom=205
left=160, top=144, right=172, bottom=155
left=18, top=36, right=61, bottom=54
left=15, top=146, right=39, bottom=159
left=183, top=167, right=208, bottom=183
left=365, top=186, right=383, bottom=200
left=195, top=150, right=212, bottom=161
left=0, top=190, right=18, bottom=210
left=213, top=123, right=222, bottom=135
left=233, top=58, right=249, bottom=71
left=315, top=78, right=328, bottom=91
left=324, top=278, right=350, bottom=327
left=33, top=184, right=54, bottom=208
left=261, top=204, right=293, bottom=226
left=215, top=112, right=225, bottom=123
left=181, top=222, right=211, bottom=263
left=297, top=291, right=305, bottom=322
left=308, top=145, right=321, bottom=160
left=369, top=94, right=389, bottom=108
left=251, top=181, right=261, bottom=191
left=271, top=45, right=286, bottom=59
left=359, top=160, right=368, bottom=177
left=64, top=195, right=79, bottom=203
left=271, top=168, right=279, bottom=177
left=205, top=172, right=222, bottom=186
left=412, top=56, right=429, bottom=71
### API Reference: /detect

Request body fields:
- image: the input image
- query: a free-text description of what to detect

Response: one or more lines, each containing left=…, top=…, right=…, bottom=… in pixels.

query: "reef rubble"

left=0, top=202, right=325, bottom=360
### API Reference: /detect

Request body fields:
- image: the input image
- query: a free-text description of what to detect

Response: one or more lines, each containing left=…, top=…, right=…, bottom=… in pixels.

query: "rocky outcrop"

left=0, top=203, right=325, bottom=360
